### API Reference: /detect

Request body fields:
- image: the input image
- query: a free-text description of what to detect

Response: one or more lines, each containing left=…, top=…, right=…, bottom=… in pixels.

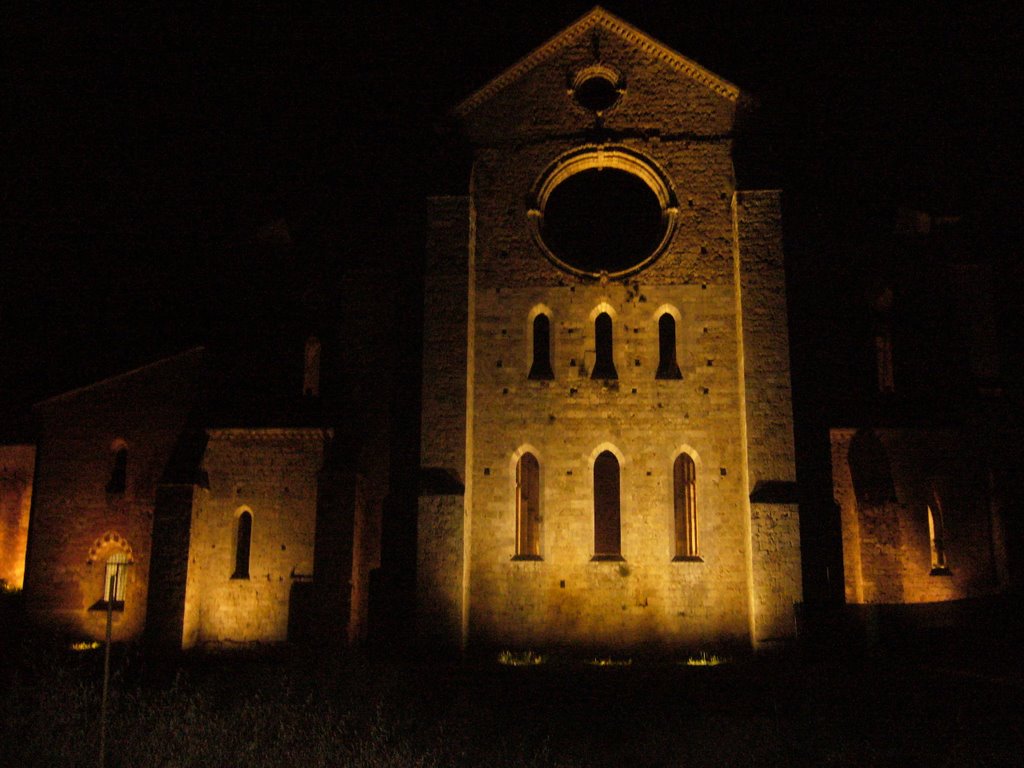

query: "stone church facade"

left=2, top=8, right=1015, bottom=655
left=418, top=8, right=802, bottom=652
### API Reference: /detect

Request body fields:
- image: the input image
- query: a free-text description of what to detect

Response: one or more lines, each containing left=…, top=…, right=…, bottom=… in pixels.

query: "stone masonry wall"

left=22, top=349, right=205, bottom=641
left=751, top=502, right=801, bottom=643
left=417, top=494, right=465, bottom=648
left=461, top=24, right=736, bottom=148
left=182, top=429, right=325, bottom=647
left=832, top=427, right=998, bottom=604
left=417, top=197, right=470, bottom=643
left=466, top=282, right=750, bottom=650
left=420, top=197, right=471, bottom=482
left=452, top=22, right=797, bottom=652
left=732, top=191, right=798, bottom=490
left=733, top=190, right=803, bottom=642
left=421, top=13, right=802, bottom=651
left=145, top=483, right=201, bottom=652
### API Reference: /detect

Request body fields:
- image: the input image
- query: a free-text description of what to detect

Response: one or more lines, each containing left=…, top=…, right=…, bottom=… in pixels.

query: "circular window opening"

left=574, top=75, right=619, bottom=112
left=541, top=168, right=667, bottom=275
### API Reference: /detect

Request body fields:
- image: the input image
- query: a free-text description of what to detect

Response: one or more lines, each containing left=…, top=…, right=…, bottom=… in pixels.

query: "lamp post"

left=99, top=562, right=129, bottom=768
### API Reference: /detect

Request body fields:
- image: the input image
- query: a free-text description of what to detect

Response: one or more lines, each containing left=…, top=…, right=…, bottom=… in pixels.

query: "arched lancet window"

left=871, top=285, right=895, bottom=393
left=106, top=446, right=128, bottom=494
left=656, top=314, right=682, bottom=379
left=673, top=453, right=699, bottom=559
left=591, top=312, right=617, bottom=379
left=233, top=510, right=252, bottom=579
left=304, top=335, right=321, bottom=397
left=593, top=451, right=621, bottom=557
left=515, top=453, right=541, bottom=557
left=928, top=504, right=949, bottom=574
left=528, top=315, right=554, bottom=380
left=104, top=551, right=129, bottom=605
left=875, top=330, right=894, bottom=393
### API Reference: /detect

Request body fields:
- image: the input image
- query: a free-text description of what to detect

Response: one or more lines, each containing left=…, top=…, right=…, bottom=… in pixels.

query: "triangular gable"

left=455, top=6, right=740, bottom=118
left=33, top=347, right=206, bottom=407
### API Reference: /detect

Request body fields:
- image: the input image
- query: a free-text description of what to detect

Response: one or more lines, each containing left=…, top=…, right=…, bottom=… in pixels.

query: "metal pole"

left=99, top=572, right=115, bottom=768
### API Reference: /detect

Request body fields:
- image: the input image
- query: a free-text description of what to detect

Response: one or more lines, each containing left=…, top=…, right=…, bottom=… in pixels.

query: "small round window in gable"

left=571, top=65, right=623, bottom=114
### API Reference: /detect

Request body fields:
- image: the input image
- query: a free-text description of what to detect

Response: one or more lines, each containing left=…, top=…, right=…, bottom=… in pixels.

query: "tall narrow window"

left=928, top=504, right=949, bottom=574
left=233, top=510, right=252, bottom=579
left=673, top=454, right=699, bottom=559
left=515, top=453, right=541, bottom=558
left=656, top=314, right=682, bottom=379
left=106, top=446, right=127, bottom=494
left=593, top=451, right=621, bottom=558
left=104, top=551, right=129, bottom=605
left=871, top=286, right=895, bottom=393
left=528, top=315, right=554, bottom=380
left=591, top=312, right=617, bottom=379
left=875, top=330, right=894, bottom=393
left=304, top=335, right=321, bottom=397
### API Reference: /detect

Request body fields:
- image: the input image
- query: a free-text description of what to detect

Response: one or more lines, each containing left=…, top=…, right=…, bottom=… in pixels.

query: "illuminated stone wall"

left=0, top=445, right=34, bottom=589
left=419, top=10, right=801, bottom=652
left=734, top=190, right=802, bottom=644
left=418, top=196, right=470, bottom=647
left=22, top=350, right=206, bottom=641
left=462, top=281, right=752, bottom=650
left=832, top=427, right=1002, bottom=604
left=182, top=428, right=326, bottom=648
left=19, top=339, right=370, bottom=650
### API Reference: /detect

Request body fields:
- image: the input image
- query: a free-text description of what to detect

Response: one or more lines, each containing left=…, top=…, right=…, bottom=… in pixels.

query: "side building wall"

left=22, top=350, right=205, bottom=641
left=182, top=429, right=326, bottom=648
left=733, top=191, right=803, bottom=645
left=832, top=427, right=1001, bottom=604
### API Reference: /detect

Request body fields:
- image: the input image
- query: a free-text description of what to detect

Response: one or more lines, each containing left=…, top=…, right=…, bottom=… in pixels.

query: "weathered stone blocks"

left=419, top=9, right=801, bottom=652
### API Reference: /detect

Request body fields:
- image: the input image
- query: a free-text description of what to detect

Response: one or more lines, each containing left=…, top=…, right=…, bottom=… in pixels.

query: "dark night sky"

left=2, top=1, right=1021, bottom=410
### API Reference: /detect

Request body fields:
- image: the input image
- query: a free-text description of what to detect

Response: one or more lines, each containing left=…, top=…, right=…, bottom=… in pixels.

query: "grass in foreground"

left=2, top=638, right=1022, bottom=767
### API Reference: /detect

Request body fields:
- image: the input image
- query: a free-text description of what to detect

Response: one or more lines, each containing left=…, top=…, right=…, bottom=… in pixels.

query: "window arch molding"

left=670, top=446, right=703, bottom=561
left=652, top=304, right=682, bottom=325
left=588, top=442, right=627, bottom=560
left=87, top=531, right=134, bottom=611
left=587, top=301, right=617, bottom=325
left=670, top=445, right=703, bottom=475
left=509, top=444, right=544, bottom=482
left=87, top=530, right=135, bottom=565
left=587, top=442, right=628, bottom=475
left=509, top=444, right=544, bottom=559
